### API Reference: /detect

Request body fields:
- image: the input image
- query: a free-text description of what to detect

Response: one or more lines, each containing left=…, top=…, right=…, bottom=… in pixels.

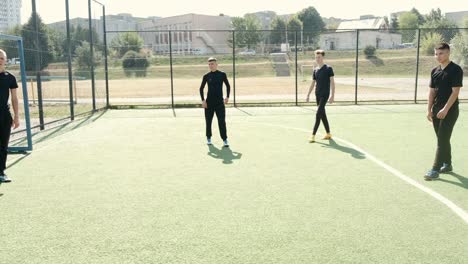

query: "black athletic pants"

left=205, top=102, right=227, bottom=140
left=313, top=96, right=330, bottom=135
left=432, top=105, right=459, bottom=170
left=0, top=112, right=12, bottom=175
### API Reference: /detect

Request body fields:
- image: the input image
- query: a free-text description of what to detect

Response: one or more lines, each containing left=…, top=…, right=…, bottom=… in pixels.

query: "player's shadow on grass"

left=207, top=144, right=242, bottom=164
left=437, top=172, right=468, bottom=190
left=316, top=139, right=366, bottom=160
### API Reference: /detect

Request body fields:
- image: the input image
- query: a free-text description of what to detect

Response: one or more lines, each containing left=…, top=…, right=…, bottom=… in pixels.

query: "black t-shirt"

left=430, top=61, right=463, bottom=108
left=199, top=70, right=231, bottom=104
left=0, top=71, right=18, bottom=112
left=313, top=65, right=334, bottom=97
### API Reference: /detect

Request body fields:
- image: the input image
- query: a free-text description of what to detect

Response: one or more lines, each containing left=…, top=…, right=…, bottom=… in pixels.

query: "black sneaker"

left=0, top=174, right=11, bottom=183
left=439, top=163, right=453, bottom=173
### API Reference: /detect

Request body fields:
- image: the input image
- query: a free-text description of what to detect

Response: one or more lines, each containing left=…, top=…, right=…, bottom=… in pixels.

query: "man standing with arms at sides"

left=425, top=43, right=463, bottom=180
left=0, top=49, right=20, bottom=183
left=199, top=57, right=231, bottom=147
left=306, top=49, right=335, bottom=143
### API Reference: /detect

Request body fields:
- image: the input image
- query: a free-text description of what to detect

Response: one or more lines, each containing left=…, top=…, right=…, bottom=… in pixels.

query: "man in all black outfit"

left=306, top=49, right=335, bottom=143
left=425, top=43, right=463, bottom=180
left=0, top=49, right=20, bottom=183
left=199, top=57, right=231, bottom=147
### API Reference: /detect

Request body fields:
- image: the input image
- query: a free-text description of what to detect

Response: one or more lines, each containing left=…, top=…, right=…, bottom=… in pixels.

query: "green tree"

left=399, top=12, right=419, bottom=42
left=390, top=14, right=399, bottom=32
left=111, top=32, right=144, bottom=58
left=270, top=17, right=287, bottom=45
left=399, top=12, right=419, bottom=29
left=384, top=16, right=389, bottom=28
left=421, top=18, right=458, bottom=42
left=287, top=16, right=302, bottom=46
left=229, top=15, right=262, bottom=50
left=425, top=8, right=443, bottom=22
left=66, top=25, right=101, bottom=56
left=74, top=41, right=102, bottom=77
left=0, top=25, right=22, bottom=59
left=73, top=25, right=100, bottom=46
left=410, top=7, right=425, bottom=25
left=451, top=32, right=468, bottom=70
left=21, top=13, right=53, bottom=71
left=298, top=6, right=325, bottom=46
left=421, top=32, right=444, bottom=56
left=48, top=28, right=66, bottom=62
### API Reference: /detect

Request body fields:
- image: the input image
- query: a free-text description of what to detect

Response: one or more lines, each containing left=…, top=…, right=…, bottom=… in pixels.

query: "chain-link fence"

left=1, top=0, right=109, bottom=146
left=2, top=6, right=467, bottom=147
left=105, top=27, right=467, bottom=107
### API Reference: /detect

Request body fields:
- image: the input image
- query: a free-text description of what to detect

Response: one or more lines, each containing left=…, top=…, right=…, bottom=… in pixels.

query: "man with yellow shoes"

left=306, top=49, right=335, bottom=143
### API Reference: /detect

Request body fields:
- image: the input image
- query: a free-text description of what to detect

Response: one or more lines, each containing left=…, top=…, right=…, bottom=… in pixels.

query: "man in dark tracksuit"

left=0, top=49, right=20, bottom=183
left=199, top=57, right=231, bottom=147
left=306, top=50, right=335, bottom=143
left=425, top=43, right=463, bottom=180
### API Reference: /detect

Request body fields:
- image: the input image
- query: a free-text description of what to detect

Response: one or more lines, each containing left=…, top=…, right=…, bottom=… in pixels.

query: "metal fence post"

left=354, top=29, right=359, bottom=105
left=88, top=0, right=96, bottom=111
left=295, top=30, right=298, bottom=106
left=65, top=0, right=74, bottom=120
left=169, top=30, right=174, bottom=108
left=414, top=29, right=421, bottom=104
left=32, top=0, right=44, bottom=130
left=232, top=30, right=236, bottom=107
left=103, top=5, right=110, bottom=108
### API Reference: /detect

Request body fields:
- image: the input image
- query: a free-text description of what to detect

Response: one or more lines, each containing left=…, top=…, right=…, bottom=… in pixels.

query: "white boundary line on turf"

left=257, top=122, right=468, bottom=224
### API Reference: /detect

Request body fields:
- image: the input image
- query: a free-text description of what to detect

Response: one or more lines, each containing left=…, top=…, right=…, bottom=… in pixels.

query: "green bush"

left=451, top=32, right=468, bottom=70
left=122, top=50, right=150, bottom=77
left=364, top=45, right=376, bottom=58
left=74, top=41, right=102, bottom=78
left=421, top=32, right=444, bottom=56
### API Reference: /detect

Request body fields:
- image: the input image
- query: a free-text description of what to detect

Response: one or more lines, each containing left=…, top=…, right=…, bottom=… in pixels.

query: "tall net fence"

left=106, top=27, right=467, bottom=107
left=0, top=0, right=109, bottom=148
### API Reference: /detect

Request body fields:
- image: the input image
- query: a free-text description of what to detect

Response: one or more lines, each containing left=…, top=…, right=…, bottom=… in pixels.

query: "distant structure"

left=137, top=13, right=232, bottom=55
left=0, top=0, right=22, bottom=33
left=320, top=16, right=402, bottom=50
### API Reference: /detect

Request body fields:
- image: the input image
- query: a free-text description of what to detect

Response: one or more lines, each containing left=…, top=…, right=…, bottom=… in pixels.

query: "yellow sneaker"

left=308, top=135, right=316, bottom=143
left=323, top=133, right=332, bottom=140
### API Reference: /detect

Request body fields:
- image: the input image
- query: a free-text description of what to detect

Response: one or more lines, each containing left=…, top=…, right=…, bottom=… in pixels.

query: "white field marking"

left=257, top=122, right=468, bottom=224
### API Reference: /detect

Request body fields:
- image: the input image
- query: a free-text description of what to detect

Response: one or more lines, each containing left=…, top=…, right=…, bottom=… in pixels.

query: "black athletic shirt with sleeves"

left=313, top=64, right=334, bottom=97
left=0, top=71, right=18, bottom=112
left=199, top=70, right=231, bottom=104
left=430, top=61, right=463, bottom=108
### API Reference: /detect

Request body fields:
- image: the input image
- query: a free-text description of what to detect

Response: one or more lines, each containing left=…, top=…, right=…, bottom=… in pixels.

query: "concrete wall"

left=138, top=14, right=231, bottom=55
left=319, top=31, right=402, bottom=50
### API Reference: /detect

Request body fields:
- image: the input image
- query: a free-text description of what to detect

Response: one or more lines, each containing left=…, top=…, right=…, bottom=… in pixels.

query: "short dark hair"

left=315, top=49, right=325, bottom=56
left=435, top=42, right=450, bottom=51
left=207, top=57, right=217, bottom=62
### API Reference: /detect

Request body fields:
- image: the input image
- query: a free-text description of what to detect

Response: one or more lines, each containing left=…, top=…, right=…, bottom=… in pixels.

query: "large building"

left=445, top=11, right=468, bottom=26
left=100, top=13, right=151, bottom=43
left=336, top=16, right=388, bottom=31
left=137, top=14, right=232, bottom=55
left=0, top=0, right=22, bottom=33
left=48, top=14, right=149, bottom=44
left=320, top=16, right=402, bottom=50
